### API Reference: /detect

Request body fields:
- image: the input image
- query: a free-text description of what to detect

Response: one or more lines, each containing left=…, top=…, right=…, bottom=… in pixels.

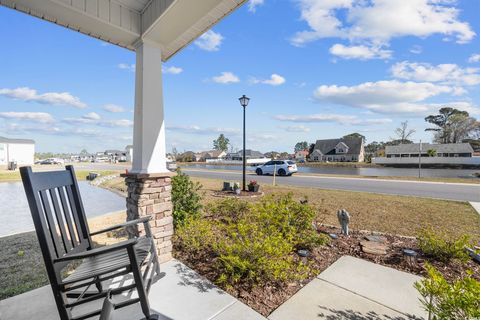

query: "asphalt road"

left=182, top=169, right=480, bottom=202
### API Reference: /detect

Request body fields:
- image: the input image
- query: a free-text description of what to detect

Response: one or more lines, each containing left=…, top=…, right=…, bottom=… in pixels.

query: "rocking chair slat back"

left=20, top=166, right=93, bottom=269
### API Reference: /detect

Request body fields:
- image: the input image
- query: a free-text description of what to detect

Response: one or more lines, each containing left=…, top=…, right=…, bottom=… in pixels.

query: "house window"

left=314, top=156, right=319, bottom=161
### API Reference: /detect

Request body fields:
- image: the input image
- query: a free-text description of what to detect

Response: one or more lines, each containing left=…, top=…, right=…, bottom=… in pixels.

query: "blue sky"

left=0, top=0, right=479, bottom=153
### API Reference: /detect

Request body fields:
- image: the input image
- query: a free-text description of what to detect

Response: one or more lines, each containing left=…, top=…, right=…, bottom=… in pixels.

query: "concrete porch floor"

left=0, top=256, right=428, bottom=320
left=0, top=259, right=266, bottom=320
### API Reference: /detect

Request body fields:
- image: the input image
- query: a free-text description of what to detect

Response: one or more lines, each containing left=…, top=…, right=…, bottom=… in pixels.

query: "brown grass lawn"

left=0, top=211, right=126, bottom=300
left=0, top=168, right=122, bottom=182
left=98, top=176, right=480, bottom=241
left=191, top=177, right=480, bottom=242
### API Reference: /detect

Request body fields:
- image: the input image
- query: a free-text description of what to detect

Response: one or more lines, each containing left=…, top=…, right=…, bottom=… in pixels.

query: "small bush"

left=206, top=197, right=250, bottom=222
left=171, top=169, right=202, bottom=226
left=175, top=217, right=217, bottom=255
left=214, top=194, right=329, bottom=285
left=415, top=264, right=480, bottom=319
left=418, top=228, right=471, bottom=263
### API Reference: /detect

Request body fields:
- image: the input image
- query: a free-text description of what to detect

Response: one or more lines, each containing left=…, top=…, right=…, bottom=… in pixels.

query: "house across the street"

left=309, top=137, right=365, bottom=162
left=295, top=150, right=309, bottom=162
left=0, top=136, right=35, bottom=166
left=198, top=150, right=226, bottom=162
left=226, top=150, right=266, bottom=161
left=373, top=143, right=480, bottom=167
left=385, top=143, right=474, bottom=158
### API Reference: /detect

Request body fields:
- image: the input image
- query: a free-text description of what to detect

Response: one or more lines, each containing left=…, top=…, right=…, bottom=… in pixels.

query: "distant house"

left=105, top=149, right=127, bottom=162
left=198, top=150, right=226, bottom=161
left=166, top=153, right=175, bottom=162
left=295, top=150, right=309, bottom=162
left=385, top=143, right=474, bottom=158
left=0, top=136, right=35, bottom=165
left=226, top=150, right=266, bottom=161
left=309, top=137, right=365, bottom=162
left=374, top=143, right=479, bottom=167
left=126, top=145, right=133, bottom=162
left=178, top=151, right=197, bottom=162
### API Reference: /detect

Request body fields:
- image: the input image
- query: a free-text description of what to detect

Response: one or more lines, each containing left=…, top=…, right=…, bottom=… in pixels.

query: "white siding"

left=0, top=143, right=6, bottom=165
left=373, top=157, right=480, bottom=166
left=6, top=143, right=35, bottom=165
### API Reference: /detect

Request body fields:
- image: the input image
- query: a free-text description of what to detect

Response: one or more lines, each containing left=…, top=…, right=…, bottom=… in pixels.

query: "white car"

left=255, top=160, right=298, bottom=176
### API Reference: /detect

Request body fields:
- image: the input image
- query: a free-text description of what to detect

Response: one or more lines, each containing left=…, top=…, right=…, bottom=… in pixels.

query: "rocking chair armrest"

left=54, top=238, right=138, bottom=263
left=89, top=217, right=152, bottom=236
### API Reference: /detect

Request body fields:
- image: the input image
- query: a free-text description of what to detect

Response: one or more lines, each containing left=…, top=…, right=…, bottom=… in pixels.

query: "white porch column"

left=124, top=40, right=174, bottom=263
left=131, top=39, right=168, bottom=174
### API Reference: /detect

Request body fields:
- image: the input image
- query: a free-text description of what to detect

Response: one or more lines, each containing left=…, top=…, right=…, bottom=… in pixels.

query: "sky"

left=0, top=0, right=479, bottom=154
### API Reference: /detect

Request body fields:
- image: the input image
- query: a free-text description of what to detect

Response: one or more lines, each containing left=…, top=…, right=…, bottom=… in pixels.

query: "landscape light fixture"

left=238, top=95, right=250, bottom=191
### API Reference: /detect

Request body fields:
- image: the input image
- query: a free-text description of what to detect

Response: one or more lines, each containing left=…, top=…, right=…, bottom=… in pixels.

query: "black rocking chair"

left=20, top=165, right=160, bottom=320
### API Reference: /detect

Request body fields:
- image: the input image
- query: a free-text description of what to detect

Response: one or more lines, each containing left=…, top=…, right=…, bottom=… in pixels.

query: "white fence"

left=206, top=158, right=270, bottom=165
left=373, top=157, right=480, bottom=166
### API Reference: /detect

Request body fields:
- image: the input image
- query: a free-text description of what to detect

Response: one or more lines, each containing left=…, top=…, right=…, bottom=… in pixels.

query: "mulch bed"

left=212, top=190, right=264, bottom=198
left=174, top=226, right=480, bottom=317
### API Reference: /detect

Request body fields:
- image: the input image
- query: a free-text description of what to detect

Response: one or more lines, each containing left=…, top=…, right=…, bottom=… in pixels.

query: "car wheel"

left=256, top=168, right=263, bottom=176
left=278, top=168, right=286, bottom=176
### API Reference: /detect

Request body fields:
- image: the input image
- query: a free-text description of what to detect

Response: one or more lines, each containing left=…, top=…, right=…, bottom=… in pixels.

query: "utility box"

left=8, top=161, right=17, bottom=171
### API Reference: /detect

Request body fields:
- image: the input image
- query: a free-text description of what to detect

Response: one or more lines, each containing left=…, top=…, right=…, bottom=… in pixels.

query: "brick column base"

left=122, top=172, right=174, bottom=264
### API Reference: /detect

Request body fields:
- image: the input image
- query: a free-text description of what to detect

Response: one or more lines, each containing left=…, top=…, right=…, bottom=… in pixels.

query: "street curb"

left=469, top=202, right=480, bottom=215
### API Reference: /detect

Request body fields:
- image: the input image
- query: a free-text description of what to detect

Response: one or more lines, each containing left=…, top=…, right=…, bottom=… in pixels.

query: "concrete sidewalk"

left=269, top=256, right=427, bottom=320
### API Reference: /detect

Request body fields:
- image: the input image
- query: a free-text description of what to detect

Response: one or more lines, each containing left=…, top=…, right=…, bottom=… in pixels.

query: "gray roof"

left=313, top=137, right=363, bottom=156
left=386, top=143, right=474, bottom=154
left=238, top=150, right=265, bottom=158
left=0, top=136, right=35, bottom=144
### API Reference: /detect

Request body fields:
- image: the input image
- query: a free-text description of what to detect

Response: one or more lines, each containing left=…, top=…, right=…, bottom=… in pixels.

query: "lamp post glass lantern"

left=239, top=95, right=250, bottom=191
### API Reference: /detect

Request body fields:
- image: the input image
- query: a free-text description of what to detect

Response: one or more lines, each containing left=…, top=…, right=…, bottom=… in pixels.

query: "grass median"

left=100, top=175, right=480, bottom=241
left=0, top=168, right=122, bottom=182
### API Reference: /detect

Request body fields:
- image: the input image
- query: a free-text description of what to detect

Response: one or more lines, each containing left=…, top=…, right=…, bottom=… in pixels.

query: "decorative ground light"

left=403, top=249, right=418, bottom=267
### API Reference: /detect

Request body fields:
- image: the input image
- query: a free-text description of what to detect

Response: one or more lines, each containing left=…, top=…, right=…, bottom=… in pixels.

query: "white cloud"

left=468, top=54, right=480, bottom=63
left=212, top=72, right=240, bottom=84
left=4, top=123, right=62, bottom=134
left=103, top=104, right=125, bottom=113
left=248, top=0, right=265, bottom=12
left=329, top=44, right=392, bottom=60
left=0, top=87, right=87, bottom=108
left=252, top=74, right=286, bottom=86
left=63, top=117, right=133, bottom=127
left=195, top=30, right=224, bottom=51
left=282, top=125, right=311, bottom=132
left=118, top=63, right=135, bottom=72
left=274, top=113, right=392, bottom=125
left=162, top=66, right=183, bottom=75
left=291, top=0, right=475, bottom=56
left=167, top=125, right=239, bottom=135
left=0, top=112, right=55, bottom=123
left=391, top=61, right=480, bottom=86
left=83, top=112, right=101, bottom=120
left=410, top=45, right=423, bottom=54
left=313, top=80, right=459, bottom=114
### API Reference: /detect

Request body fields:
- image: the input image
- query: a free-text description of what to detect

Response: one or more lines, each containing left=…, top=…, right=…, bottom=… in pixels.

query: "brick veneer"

left=122, top=172, right=174, bottom=263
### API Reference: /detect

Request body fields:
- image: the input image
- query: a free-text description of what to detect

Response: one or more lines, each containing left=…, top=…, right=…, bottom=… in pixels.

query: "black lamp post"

left=238, top=95, right=250, bottom=191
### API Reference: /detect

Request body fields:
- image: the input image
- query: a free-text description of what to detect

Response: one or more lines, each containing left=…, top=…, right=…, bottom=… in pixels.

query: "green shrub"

left=171, top=169, right=202, bottom=226
left=206, top=197, right=250, bottom=222
left=175, top=217, right=217, bottom=255
left=418, top=228, right=471, bottom=263
left=415, top=264, right=480, bottom=320
left=213, top=194, right=328, bottom=285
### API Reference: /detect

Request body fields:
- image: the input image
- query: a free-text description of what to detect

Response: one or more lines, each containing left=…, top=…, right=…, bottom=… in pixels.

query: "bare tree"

left=393, top=121, right=416, bottom=144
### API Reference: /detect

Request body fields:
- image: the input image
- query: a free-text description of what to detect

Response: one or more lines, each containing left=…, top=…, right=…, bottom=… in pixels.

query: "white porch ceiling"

left=0, top=0, right=247, bottom=60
